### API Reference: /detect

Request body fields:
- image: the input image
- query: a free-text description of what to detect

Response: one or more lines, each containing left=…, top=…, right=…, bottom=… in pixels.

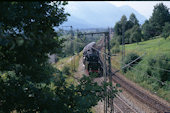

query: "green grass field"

left=111, top=36, right=170, bottom=102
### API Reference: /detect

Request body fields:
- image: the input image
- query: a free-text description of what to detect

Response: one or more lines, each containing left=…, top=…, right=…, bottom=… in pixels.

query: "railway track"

left=112, top=69, right=170, bottom=113
left=96, top=37, right=170, bottom=113
left=113, top=94, right=138, bottom=113
left=96, top=38, right=139, bottom=113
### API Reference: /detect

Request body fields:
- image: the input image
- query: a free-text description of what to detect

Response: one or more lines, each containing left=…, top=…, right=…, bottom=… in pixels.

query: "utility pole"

left=70, top=26, right=75, bottom=72
left=77, top=30, right=114, bottom=113
left=103, top=33, right=107, bottom=113
left=122, top=22, right=125, bottom=67
left=107, top=28, right=114, bottom=113
left=62, top=26, right=75, bottom=72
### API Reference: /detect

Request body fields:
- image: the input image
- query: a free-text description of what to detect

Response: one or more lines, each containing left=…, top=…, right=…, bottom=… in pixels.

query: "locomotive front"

left=83, top=42, right=102, bottom=76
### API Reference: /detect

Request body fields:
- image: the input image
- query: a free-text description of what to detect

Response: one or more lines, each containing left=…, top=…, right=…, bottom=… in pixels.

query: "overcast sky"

left=108, top=1, right=170, bottom=19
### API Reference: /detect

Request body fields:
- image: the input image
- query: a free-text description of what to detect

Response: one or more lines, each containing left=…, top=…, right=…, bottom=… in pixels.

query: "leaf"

left=116, top=83, right=121, bottom=87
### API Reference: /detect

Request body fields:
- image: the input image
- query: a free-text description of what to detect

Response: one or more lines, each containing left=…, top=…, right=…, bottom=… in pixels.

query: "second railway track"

left=112, top=69, right=170, bottom=113
left=96, top=37, right=170, bottom=113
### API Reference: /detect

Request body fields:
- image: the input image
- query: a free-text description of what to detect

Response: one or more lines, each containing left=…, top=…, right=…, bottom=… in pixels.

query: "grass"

left=53, top=52, right=83, bottom=86
left=111, top=36, right=170, bottom=102
left=124, top=36, right=170, bottom=56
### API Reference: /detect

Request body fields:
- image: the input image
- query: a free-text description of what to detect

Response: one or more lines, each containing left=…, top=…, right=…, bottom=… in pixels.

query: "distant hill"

left=60, top=2, right=147, bottom=29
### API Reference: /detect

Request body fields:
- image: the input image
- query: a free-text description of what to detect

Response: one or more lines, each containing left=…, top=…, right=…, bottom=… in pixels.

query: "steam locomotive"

left=83, top=42, right=103, bottom=76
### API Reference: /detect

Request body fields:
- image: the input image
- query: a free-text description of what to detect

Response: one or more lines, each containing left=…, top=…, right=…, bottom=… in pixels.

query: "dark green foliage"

left=149, top=3, right=170, bottom=36
left=62, top=65, right=71, bottom=75
left=0, top=2, right=68, bottom=82
left=124, top=29, right=131, bottom=44
left=146, top=55, right=170, bottom=85
left=0, top=2, right=119, bottom=112
left=111, top=39, right=120, bottom=54
left=161, top=22, right=170, bottom=39
left=141, top=3, right=170, bottom=40
left=141, top=20, right=155, bottom=40
left=114, top=22, right=123, bottom=35
left=114, top=13, right=142, bottom=45
left=114, top=15, right=127, bottom=36
left=122, top=53, right=142, bottom=72
left=130, top=25, right=142, bottom=44
left=0, top=70, right=119, bottom=113
left=129, top=13, right=139, bottom=26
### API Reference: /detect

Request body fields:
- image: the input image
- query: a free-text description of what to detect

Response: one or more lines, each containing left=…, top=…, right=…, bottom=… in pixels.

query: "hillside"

left=111, top=37, right=170, bottom=102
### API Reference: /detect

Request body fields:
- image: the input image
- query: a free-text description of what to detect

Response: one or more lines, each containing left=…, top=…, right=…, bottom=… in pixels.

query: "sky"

left=108, top=1, right=170, bottom=19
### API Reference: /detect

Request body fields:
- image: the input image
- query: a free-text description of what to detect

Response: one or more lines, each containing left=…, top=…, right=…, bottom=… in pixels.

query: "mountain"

left=60, top=2, right=147, bottom=29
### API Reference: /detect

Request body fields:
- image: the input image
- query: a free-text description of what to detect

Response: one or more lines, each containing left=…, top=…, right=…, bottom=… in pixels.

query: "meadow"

left=111, top=36, right=170, bottom=102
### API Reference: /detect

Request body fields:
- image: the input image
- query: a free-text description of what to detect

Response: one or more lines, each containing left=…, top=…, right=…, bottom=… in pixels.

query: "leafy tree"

left=120, top=15, right=127, bottom=33
left=122, top=53, right=142, bottom=73
left=114, top=21, right=122, bottom=35
left=0, top=2, right=119, bottom=112
left=149, top=3, right=170, bottom=36
left=146, top=55, right=170, bottom=86
left=130, top=25, right=142, bottom=44
left=161, top=22, right=170, bottom=39
left=129, top=13, right=139, bottom=26
left=62, top=65, right=71, bottom=75
left=125, top=20, right=134, bottom=31
left=114, top=15, right=127, bottom=36
left=0, top=2, right=68, bottom=82
left=124, top=28, right=131, bottom=44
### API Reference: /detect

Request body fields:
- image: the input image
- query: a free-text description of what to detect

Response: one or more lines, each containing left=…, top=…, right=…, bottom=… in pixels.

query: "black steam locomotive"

left=83, top=42, right=103, bottom=76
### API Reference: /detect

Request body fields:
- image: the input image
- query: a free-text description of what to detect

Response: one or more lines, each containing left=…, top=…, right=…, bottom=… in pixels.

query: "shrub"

left=62, top=65, right=71, bottom=75
left=146, top=55, right=170, bottom=86
left=122, top=53, right=141, bottom=72
left=111, top=38, right=120, bottom=54
left=161, top=22, right=170, bottom=39
left=111, top=42, right=120, bottom=54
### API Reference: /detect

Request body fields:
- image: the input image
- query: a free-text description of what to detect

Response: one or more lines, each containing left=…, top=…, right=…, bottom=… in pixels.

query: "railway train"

left=82, top=42, right=103, bottom=76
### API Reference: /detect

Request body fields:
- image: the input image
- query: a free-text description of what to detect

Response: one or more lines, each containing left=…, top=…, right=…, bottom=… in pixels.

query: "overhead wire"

left=66, top=34, right=170, bottom=87
left=127, top=64, right=170, bottom=87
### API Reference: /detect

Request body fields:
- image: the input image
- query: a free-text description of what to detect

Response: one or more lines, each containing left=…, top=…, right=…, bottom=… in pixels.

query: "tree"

left=129, top=13, right=139, bottom=26
left=124, top=29, right=131, bottom=44
left=0, top=1, right=69, bottom=112
left=149, top=3, right=170, bottom=36
left=114, top=15, right=127, bottom=36
left=120, top=15, right=127, bottom=33
left=126, top=20, right=134, bottom=31
left=114, top=21, right=122, bottom=35
left=142, top=20, right=156, bottom=40
left=0, top=2, right=119, bottom=112
left=0, top=2, right=68, bottom=82
left=130, top=25, right=142, bottom=44
left=161, top=22, right=170, bottom=39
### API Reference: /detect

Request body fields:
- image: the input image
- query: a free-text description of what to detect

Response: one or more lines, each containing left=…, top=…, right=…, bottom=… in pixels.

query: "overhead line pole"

left=107, top=28, right=114, bottom=113
left=104, top=33, right=108, bottom=113
left=122, top=22, right=125, bottom=67
left=62, top=25, right=75, bottom=72
left=77, top=30, right=114, bottom=113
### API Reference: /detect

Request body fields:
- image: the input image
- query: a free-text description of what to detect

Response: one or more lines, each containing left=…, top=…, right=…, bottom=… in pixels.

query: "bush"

left=122, top=53, right=142, bottom=72
left=161, top=22, right=170, bottom=39
left=146, top=55, right=170, bottom=86
left=111, top=38, right=120, bottom=54
left=62, top=65, right=71, bottom=75
left=111, top=42, right=120, bottom=54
